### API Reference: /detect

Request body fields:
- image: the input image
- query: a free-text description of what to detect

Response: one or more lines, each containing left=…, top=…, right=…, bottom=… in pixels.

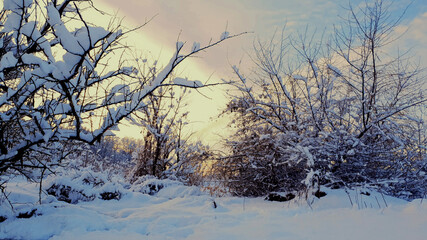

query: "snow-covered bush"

left=46, top=184, right=96, bottom=204
left=45, top=167, right=125, bottom=203
left=130, top=175, right=204, bottom=198
left=130, top=175, right=182, bottom=195
left=212, top=108, right=310, bottom=197
left=216, top=0, right=426, bottom=199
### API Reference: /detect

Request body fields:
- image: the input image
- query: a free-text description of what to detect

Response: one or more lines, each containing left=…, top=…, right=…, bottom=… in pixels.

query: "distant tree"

left=90, top=136, right=141, bottom=163
left=130, top=85, right=188, bottom=178
left=129, top=83, right=212, bottom=185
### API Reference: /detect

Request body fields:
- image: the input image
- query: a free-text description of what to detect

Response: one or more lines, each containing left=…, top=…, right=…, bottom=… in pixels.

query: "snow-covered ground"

left=1, top=174, right=426, bottom=240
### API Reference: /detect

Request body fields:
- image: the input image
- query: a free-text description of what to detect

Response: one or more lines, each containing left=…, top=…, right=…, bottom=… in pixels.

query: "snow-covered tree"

left=0, top=0, right=240, bottom=192
left=327, top=0, right=426, bottom=198
left=217, top=0, right=426, bottom=199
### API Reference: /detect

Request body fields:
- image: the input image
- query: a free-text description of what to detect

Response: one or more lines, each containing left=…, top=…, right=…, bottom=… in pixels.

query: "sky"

left=98, top=0, right=427, bottom=66
left=96, top=0, right=427, bottom=143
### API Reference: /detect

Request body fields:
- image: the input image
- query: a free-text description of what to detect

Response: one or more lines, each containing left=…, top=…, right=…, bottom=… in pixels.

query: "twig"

left=380, top=192, right=388, bottom=208
left=1, top=183, right=14, bottom=212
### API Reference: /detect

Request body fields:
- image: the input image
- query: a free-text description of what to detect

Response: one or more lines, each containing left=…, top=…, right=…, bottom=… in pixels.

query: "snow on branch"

left=173, top=78, right=204, bottom=88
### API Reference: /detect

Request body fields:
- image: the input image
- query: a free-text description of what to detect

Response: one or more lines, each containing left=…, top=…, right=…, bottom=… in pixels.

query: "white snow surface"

left=0, top=175, right=426, bottom=240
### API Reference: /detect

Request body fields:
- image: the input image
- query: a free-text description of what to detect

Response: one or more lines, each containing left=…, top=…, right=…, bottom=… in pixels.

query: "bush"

left=45, top=168, right=125, bottom=204
left=215, top=0, right=426, bottom=199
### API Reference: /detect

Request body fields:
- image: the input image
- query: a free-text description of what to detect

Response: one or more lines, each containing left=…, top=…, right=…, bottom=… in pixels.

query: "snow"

left=232, top=65, right=246, bottom=83
left=191, top=42, right=200, bottom=52
left=0, top=52, right=18, bottom=71
left=47, top=3, right=109, bottom=57
left=293, top=74, right=307, bottom=82
left=259, top=134, right=271, bottom=140
left=173, top=77, right=204, bottom=87
left=21, top=21, right=55, bottom=62
left=3, top=0, right=33, bottom=10
left=1, top=174, right=426, bottom=240
left=220, top=31, right=230, bottom=40
left=327, top=64, right=342, bottom=77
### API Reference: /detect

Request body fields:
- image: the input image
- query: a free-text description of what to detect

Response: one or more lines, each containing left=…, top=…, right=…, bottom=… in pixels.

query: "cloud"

left=408, top=12, right=427, bottom=42
left=98, top=0, right=349, bottom=74
left=393, top=11, right=427, bottom=68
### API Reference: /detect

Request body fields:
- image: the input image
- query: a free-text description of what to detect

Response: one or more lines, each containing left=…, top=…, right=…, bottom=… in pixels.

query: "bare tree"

left=129, top=84, right=188, bottom=178
left=127, top=79, right=213, bottom=185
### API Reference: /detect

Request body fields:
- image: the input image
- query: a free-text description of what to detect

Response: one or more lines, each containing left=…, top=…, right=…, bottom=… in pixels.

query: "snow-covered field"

left=1, top=174, right=426, bottom=240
